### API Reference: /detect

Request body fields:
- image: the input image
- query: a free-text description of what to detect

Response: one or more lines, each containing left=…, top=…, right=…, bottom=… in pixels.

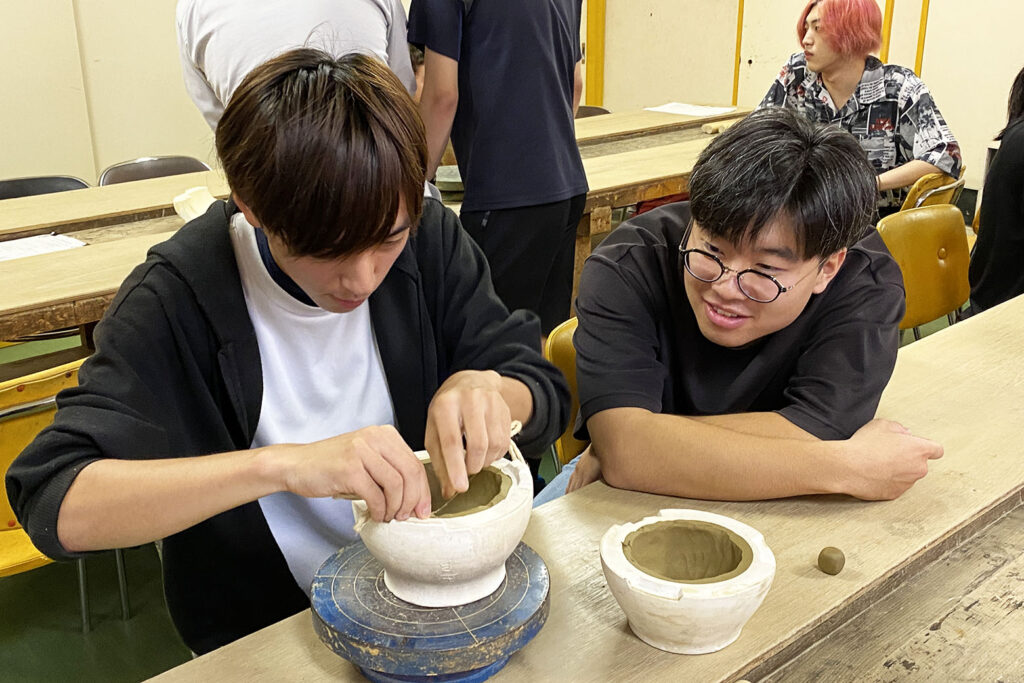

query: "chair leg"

left=912, top=327, right=922, bottom=341
left=115, top=549, right=130, bottom=621
left=550, top=444, right=563, bottom=474
left=947, top=312, right=957, bottom=326
left=76, top=558, right=91, bottom=634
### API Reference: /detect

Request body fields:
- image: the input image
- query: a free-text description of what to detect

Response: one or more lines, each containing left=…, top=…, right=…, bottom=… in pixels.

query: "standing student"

left=969, top=65, right=1024, bottom=313
left=408, top=0, right=589, bottom=337
left=759, top=0, right=961, bottom=215
left=176, top=0, right=416, bottom=128
left=7, top=51, right=568, bottom=654
left=534, top=108, right=942, bottom=507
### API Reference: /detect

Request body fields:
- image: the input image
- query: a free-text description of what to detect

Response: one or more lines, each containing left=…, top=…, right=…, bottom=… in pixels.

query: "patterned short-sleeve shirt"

left=759, top=53, right=962, bottom=209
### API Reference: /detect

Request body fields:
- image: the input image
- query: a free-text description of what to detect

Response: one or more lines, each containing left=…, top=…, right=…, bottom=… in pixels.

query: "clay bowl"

left=353, top=451, right=533, bottom=607
left=600, top=509, right=775, bottom=654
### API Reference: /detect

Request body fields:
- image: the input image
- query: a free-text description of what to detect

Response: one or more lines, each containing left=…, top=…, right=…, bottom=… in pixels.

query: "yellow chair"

left=877, top=205, right=971, bottom=341
left=0, top=359, right=129, bottom=632
left=543, top=318, right=588, bottom=470
left=900, top=166, right=967, bottom=211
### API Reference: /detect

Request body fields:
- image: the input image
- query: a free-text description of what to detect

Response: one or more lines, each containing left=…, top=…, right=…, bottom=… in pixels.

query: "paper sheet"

left=0, top=234, right=86, bottom=262
left=644, top=102, right=737, bottom=117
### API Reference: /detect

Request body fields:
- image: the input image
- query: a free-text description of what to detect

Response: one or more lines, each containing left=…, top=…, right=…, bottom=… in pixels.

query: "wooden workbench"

left=148, top=296, right=1024, bottom=681
left=0, top=109, right=748, bottom=338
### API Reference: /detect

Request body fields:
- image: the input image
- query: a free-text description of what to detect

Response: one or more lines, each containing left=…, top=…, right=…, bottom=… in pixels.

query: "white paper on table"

left=0, top=234, right=86, bottom=262
left=644, top=102, right=737, bottom=116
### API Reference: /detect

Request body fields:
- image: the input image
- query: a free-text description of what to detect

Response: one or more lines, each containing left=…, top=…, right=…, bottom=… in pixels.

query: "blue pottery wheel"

left=311, top=541, right=549, bottom=682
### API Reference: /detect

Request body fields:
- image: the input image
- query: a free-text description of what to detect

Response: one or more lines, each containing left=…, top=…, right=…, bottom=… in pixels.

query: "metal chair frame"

left=1, top=368, right=130, bottom=633
left=98, top=155, right=210, bottom=186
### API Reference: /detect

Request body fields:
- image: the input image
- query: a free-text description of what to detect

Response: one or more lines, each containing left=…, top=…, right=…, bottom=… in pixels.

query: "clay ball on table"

left=817, top=546, right=845, bottom=575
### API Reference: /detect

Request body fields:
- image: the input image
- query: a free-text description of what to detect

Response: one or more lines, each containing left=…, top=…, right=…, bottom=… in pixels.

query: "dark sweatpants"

left=461, top=194, right=587, bottom=336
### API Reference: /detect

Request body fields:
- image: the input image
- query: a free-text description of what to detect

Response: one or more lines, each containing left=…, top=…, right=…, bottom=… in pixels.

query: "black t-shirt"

left=408, top=0, right=588, bottom=212
left=575, top=202, right=905, bottom=441
left=969, top=119, right=1024, bottom=312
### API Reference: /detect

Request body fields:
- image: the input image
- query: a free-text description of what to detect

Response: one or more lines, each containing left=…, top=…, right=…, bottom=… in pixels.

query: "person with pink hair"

left=760, top=0, right=961, bottom=215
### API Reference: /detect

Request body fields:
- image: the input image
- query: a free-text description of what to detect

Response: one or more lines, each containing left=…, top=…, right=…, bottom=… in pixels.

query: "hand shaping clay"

left=817, top=546, right=846, bottom=575
left=622, top=519, right=754, bottom=584
left=425, top=462, right=511, bottom=517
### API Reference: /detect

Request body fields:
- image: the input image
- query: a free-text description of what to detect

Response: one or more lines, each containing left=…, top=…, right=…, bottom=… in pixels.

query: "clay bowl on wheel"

left=353, top=451, right=533, bottom=607
left=600, top=508, right=776, bottom=654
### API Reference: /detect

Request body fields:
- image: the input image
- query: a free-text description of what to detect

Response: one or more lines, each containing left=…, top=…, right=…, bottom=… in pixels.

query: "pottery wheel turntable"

left=312, top=540, right=549, bottom=682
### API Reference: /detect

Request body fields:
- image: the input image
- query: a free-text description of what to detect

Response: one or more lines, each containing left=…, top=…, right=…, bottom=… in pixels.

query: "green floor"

left=1, top=312, right=954, bottom=679
left=0, top=546, right=190, bottom=681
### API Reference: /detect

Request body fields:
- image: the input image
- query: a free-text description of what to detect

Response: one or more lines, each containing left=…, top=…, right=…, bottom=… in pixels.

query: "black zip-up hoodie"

left=6, top=198, right=569, bottom=654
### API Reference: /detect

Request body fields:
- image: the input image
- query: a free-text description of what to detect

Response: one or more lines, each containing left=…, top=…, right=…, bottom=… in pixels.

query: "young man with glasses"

left=534, top=108, right=943, bottom=506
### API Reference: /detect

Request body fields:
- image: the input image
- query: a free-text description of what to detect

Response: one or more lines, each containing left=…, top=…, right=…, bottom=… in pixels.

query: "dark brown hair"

left=216, top=49, right=427, bottom=258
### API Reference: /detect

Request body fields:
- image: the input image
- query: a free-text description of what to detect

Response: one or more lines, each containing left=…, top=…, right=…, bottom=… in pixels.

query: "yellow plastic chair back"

left=0, top=359, right=84, bottom=577
left=900, top=166, right=967, bottom=211
left=877, top=205, right=970, bottom=331
left=543, top=318, right=587, bottom=466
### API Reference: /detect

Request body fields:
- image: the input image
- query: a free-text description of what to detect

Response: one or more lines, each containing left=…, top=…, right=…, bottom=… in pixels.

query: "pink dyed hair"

left=797, top=0, right=882, bottom=57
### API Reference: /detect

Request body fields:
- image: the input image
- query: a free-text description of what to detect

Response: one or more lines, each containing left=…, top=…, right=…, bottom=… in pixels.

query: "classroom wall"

left=0, top=0, right=214, bottom=186
left=0, top=0, right=96, bottom=183
left=603, top=0, right=737, bottom=110
left=2, top=1, right=1019, bottom=194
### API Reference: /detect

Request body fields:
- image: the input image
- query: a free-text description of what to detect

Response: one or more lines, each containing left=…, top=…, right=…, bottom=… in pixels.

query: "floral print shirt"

left=759, top=53, right=962, bottom=209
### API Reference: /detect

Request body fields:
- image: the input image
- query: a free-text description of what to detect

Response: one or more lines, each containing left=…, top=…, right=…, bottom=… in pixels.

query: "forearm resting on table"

left=57, top=447, right=283, bottom=552
left=590, top=407, right=844, bottom=501
left=877, top=159, right=945, bottom=192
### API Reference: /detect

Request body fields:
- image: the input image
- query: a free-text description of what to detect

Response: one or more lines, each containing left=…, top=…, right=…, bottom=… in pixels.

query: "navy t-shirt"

left=408, top=0, right=589, bottom=212
left=574, top=202, right=906, bottom=442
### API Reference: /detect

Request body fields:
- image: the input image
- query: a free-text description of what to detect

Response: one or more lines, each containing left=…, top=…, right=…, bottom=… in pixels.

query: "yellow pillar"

left=915, top=0, right=930, bottom=75
left=879, top=0, right=895, bottom=63
left=732, top=0, right=745, bottom=106
left=585, top=0, right=606, bottom=106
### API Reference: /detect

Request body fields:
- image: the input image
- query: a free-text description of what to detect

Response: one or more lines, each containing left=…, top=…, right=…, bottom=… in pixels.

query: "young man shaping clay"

left=7, top=51, right=568, bottom=654
left=534, top=108, right=942, bottom=506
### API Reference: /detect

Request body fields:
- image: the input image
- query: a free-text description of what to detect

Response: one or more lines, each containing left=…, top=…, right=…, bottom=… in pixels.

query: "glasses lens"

left=737, top=271, right=782, bottom=303
left=684, top=251, right=722, bottom=282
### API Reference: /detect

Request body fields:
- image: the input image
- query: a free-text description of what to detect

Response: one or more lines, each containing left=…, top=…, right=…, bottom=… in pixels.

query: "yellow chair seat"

left=0, top=529, right=54, bottom=578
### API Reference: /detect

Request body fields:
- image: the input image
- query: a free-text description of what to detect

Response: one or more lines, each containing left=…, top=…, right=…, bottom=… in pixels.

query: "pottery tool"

left=311, top=541, right=549, bottom=682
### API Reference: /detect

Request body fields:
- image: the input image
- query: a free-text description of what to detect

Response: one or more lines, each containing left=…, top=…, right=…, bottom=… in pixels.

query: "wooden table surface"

left=149, top=296, right=1024, bottom=682
left=0, top=171, right=229, bottom=241
left=574, top=107, right=749, bottom=146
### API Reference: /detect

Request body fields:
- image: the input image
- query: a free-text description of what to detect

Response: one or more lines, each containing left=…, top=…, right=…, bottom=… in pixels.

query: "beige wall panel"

left=886, top=0, right=922, bottom=68
left=603, top=0, right=736, bottom=111
left=735, top=0, right=806, bottom=106
left=73, top=0, right=216, bottom=180
left=0, top=0, right=96, bottom=183
left=921, top=0, right=1023, bottom=190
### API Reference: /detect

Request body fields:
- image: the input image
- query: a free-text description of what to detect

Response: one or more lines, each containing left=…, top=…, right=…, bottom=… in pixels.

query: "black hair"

left=997, top=65, right=1024, bottom=141
left=688, top=107, right=877, bottom=259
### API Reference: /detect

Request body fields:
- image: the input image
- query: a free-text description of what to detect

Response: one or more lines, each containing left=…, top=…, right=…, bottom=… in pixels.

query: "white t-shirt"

left=229, top=215, right=396, bottom=592
left=176, top=0, right=417, bottom=128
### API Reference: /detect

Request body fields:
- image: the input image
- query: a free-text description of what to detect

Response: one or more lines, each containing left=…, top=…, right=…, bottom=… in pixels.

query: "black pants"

left=461, top=194, right=587, bottom=336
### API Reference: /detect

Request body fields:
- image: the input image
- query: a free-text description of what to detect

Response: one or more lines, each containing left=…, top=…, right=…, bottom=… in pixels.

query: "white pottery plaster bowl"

left=353, top=451, right=533, bottom=607
left=600, top=508, right=776, bottom=654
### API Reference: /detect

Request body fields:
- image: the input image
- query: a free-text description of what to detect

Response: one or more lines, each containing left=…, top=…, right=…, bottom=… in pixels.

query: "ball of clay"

left=817, top=547, right=845, bottom=575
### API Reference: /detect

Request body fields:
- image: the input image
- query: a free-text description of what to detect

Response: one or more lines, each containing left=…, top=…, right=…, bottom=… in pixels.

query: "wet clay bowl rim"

left=352, top=451, right=533, bottom=530
left=600, top=509, right=776, bottom=601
